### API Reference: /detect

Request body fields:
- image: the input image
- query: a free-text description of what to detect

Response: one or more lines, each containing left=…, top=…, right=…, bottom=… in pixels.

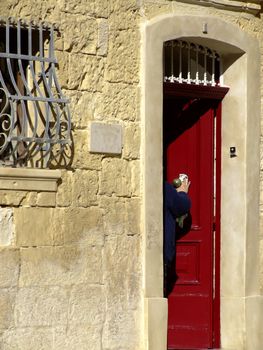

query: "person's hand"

left=176, top=178, right=191, bottom=193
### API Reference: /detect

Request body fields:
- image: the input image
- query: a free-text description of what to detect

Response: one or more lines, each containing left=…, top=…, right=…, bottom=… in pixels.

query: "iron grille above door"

left=0, top=17, right=71, bottom=168
left=164, top=40, right=222, bottom=87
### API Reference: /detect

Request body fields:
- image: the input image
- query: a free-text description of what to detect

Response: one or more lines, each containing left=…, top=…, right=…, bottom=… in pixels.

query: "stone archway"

left=142, top=14, right=262, bottom=350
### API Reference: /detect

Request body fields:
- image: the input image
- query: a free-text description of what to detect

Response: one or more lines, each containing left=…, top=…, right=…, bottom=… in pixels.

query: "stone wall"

left=0, top=1, right=143, bottom=349
left=0, top=0, right=263, bottom=349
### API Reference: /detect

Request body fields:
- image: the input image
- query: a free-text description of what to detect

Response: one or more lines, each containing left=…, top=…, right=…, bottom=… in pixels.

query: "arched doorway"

left=143, top=14, right=261, bottom=350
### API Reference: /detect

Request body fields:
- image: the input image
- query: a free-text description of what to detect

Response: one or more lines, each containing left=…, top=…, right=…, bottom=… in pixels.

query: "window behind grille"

left=0, top=18, right=71, bottom=168
left=164, top=40, right=221, bottom=86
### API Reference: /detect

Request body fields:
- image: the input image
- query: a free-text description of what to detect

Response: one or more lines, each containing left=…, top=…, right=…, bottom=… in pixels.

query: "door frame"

left=142, top=14, right=262, bottom=350
left=163, top=82, right=228, bottom=348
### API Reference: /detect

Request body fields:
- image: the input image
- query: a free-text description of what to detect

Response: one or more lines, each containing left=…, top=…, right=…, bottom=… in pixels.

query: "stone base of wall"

left=245, top=295, right=263, bottom=350
left=144, top=297, right=167, bottom=350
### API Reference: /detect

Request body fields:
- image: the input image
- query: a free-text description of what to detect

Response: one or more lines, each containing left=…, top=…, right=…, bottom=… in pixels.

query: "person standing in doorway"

left=164, top=178, right=191, bottom=297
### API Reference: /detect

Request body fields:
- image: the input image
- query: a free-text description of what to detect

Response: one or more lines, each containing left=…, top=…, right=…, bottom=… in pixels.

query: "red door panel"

left=164, top=97, right=217, bottom=349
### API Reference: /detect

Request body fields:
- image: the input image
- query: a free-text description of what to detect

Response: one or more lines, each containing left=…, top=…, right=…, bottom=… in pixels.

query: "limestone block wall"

left=0, top=0, right=263, bottom=349
left=0, top=1, right=143, bottom=349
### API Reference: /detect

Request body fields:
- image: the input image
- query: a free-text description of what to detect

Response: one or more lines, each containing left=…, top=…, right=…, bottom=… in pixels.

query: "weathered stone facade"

left=0, top=1, right=142, bottom=349
left=0, top=0, right=263, bottom=349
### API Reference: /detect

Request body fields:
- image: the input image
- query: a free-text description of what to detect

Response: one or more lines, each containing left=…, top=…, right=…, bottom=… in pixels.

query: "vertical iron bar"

left=17, top=20, right=39, bottom=141
left=17, top=20, right=27, bottom=148
left=27, top=21, right=46, bottom=165
left=187, top=42, right=190, bottom=83
left=179, top=41, right=182, bottom=83
left=39, top=22, right=51, bottom=167
left=43, top=25, right=65, bottom=144
left=195, top=44, right=199, bottom=85
left=50, top=25, right=61, bottom=139
left=28, top=22, right=42, bottom=96
left=204, top=48, right=207, bottom=85
left=171, top=41, right=174, bottom=80
left=219, top=54, right=223, bottom=86
left=6, top=18, right=21, bottom=162
left=212, top=51, right=215, bottom=86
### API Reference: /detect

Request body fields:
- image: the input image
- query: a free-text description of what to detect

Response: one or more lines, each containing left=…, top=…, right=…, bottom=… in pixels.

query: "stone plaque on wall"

left=90, top=122, right=122, bottom=155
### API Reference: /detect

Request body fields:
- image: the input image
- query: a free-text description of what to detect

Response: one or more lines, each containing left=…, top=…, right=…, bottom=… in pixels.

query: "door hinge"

left=213, top=222, right=216, bottom=231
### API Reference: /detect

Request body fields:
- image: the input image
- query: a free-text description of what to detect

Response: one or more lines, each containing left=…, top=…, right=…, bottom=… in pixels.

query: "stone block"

left=14, top=207, right=64, bottom=246
left=145, top=297, right=168, bottom=350
left=72, top=170, right=98, bottom=207
left=69, top=284, right=105, bottom=325
left=71, top=130, right=103, bottom=170
left=21, top=192, right=38, bottom=207
left=68, top=54, right=104, bottom=91
left=99, top=196, right=126, bottom=235
left=109, top=4, right=139, bottom=30
left=260, top=239, right=263, bottom=293
left=94, top=83, right=139, bottom=121
left=102, top=308, right=142, bottom=350
left=142, top=1, right=171, bottom=18
left=62, top=15, right=97, bottom=54
left=19, top=245, right=103, bottom=287
left=131, top=160, right=141, bottom=197
left=36, top=192, right=56, bottom=207
left=0, top=191, right=27, bottom=207
left=56, top=51, right=69, bottom=89
left=1, top=327, right=54, bottom=350
left=62, top=207, right=104, bottom=245
left=56, top=170, right=73, bottom=207
left=102, top=235, right=143, bottom=350
left=101, top=196, right=140, bottom=236
left=53, top=325, right=103, bottom=350
left=106, top=29, right=139, bottom=83
left=14, top=286, right=68, bottom=326
left=67, top=91, right=95, bottom=129
left=0, top=288, right=16, bottom=329
left=103, top=235, right=142, bottom=308
left=93, top=0, right=110, bottom=17
left=126, top=197, right=141, bottom=235
left=99, top=158, right=132, bottom=197
left=0, top=208, right=14, bottom=246
left=123, top=123, right=140, bottom=159
left=110, top=0, right=138, bottom=11
left=90, top=122, right=123, bottom=155
left=102, top=236, right=143, bottom=350
left=54, top=31, right=63, bottom=52
left=60, top=0, right=109, bottom=18
left=0, top=249, right=20, bottom=288
left=97, top=19, right=109, bottom=56
left=221, top=296, right=245, bottom=349
left=6, top=0, right=60, bottom=22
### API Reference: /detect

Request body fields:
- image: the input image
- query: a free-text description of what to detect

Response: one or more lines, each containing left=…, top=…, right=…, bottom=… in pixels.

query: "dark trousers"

left=164, top=259, right=177, bottom=298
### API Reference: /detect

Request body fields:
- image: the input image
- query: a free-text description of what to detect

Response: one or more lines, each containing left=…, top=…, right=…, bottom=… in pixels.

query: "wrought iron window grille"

left=0, top=17, right=71, bottom=168
left=164, top=40, right=222, bottom=87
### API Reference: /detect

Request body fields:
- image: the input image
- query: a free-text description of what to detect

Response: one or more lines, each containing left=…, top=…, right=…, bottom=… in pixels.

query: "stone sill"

left=0, top=168, right=61, bottom=192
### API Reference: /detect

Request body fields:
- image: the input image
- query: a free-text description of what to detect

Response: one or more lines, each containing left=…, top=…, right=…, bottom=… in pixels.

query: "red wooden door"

left=163, top=93, right=222, bottom=349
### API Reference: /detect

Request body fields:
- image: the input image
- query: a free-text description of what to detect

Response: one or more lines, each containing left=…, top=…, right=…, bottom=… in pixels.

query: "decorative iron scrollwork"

left=0, top=17, right=72, bottom=168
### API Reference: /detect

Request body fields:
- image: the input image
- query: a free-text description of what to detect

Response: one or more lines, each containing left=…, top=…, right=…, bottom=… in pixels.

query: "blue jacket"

left=164, top=182, right=191, bottom=264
